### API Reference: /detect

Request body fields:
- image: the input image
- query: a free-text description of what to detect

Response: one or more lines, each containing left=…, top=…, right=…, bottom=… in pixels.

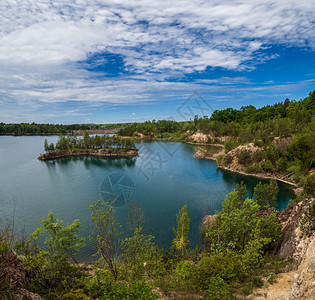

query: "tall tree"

left=90, top=200, right=121, bottom=279
left=172, top=205, right=190, bottom=255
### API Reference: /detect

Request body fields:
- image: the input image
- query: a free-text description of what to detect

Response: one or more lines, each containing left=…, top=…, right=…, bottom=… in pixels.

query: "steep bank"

left=195, top=142, right=297, bottom=187
left=252, top=198, right=315, bottom=300
left=38, top=148, right=138, bottom=161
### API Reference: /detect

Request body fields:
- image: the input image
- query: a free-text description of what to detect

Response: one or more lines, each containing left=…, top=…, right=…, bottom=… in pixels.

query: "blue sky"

left=0, top=0, right=314, bottom=124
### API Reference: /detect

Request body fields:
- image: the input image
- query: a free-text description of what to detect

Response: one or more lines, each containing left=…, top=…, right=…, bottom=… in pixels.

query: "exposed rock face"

left=218, top=142, right=261, bottom=170
left=288, top=237, right=315, bottom=300
left=278, top=202, right=305, bottom=263
left=188, top=130, right=229, bottom=143
left=217, top=142, right=296, bottom=186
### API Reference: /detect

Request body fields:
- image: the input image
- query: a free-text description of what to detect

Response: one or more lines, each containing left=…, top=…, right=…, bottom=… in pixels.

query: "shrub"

left=252, top=276, right=264, bottom=288
left=61, top=289, right=89, bottom=299
left=241, top=282, right=253, bottom=295
left=194, top=253, right=245, bottom=290
left=216, top=154, right=223, bottom=165
left=203, top=276, right=230, bottom=300
left=238, top=149, right=252, bottom=165
left=106, top=281, right=158, bottom=300
left=87, top=268, right=158, bottom=299
left=276, top=157, right=287, bottom=172
left=262, top=159, right=273, bottom=171
left=252, top=150, right=263, bottom=163
left=170, top=260, right=193, bottom=290
left=223, top=154, right=233, bottom=166
left=301, top=201, right=315, bottom=236
left=302, top=173, right=315, bottom=196
left=246, top=162, right=262, bottom=173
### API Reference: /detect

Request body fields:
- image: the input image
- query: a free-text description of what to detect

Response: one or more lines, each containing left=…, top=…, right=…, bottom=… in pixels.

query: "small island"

left=38, top=133, right=138, bottom=161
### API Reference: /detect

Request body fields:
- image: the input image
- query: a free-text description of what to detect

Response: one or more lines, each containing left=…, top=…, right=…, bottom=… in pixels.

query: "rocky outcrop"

left=277, top=202, right=306, bottom=263
left=0, top=250, right=42, bottom=299
left=288, top=237, right=315, bottom=299
left=217, top=143, right=297, bottom=186
left=188, top=130, right=229, bottom=143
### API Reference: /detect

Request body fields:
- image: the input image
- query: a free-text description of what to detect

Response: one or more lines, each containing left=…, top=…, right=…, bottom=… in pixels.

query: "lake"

left=0, top=136, right=294, bottom=260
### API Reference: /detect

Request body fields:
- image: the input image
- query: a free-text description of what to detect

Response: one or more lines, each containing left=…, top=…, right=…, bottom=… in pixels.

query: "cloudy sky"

left=0, top=0, right=314, bottom=124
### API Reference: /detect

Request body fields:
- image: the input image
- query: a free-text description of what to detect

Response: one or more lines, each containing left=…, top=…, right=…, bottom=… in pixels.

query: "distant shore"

left=0, top=129, right=120, bottom=136
left=38, top=148, right=138, bottom=161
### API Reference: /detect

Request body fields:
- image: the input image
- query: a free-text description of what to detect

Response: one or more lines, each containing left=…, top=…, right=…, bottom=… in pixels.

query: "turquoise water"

left=0, top=136, right=294, bottom=260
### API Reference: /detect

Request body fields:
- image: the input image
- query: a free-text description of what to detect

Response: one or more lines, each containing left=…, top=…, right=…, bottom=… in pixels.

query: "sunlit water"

left=0, top=136, right=294, bottom=261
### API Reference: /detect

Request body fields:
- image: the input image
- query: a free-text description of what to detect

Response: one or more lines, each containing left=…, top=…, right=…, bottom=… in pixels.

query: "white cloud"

left=0, top=0, right=314, bottom=121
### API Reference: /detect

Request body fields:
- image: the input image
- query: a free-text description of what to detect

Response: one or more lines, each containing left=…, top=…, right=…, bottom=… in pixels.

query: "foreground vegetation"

left=2, top=179, right=314, bottom=299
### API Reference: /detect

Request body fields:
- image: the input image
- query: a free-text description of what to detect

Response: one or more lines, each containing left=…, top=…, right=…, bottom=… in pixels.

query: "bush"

left=241, top=282, right=253, bottom=295
left=301, top=201, right=315, bottom=236
left=106, top=281, right=158, bottom=300
left=238, top=149, right=252, bottom=165
left=252, top=276, right=264, bottom=288
left=246, top=163, right=261, bottom=173
left=262, top=159, right=273, bottom=171
left=203, top=276, right=230, bottom=300
left=194, top=253, right=245, bottom=290
left=87, top=267, right=158, bottom=299
left=303, top=173, right=315, bottom=196
left=170, top=260, right=193, bottom=290
left=276, top=157, right=287, bottom=172
left=223, top=154, right=233, bottom=166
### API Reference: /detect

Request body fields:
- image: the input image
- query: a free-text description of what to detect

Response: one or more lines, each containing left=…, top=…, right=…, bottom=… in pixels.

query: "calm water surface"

left=0, top=136, right=294, bottom=260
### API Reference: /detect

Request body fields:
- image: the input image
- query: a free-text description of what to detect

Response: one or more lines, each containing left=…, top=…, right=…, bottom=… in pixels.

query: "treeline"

left=44, top=134, right=136, bottom=153
left=0, top=123, right=130, bottom=135
left=0, top=123, right=94, bottom=135
left=119, top=91, right=315, bottom=141
left=3, top=180, right=309, bottom=299
left=193, top=90, right=315, bottom=140
left=119, top=119, right=184, bottom=137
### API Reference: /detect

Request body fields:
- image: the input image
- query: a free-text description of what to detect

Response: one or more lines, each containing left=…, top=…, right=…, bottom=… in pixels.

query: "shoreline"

left=38, top=149, right=138, bottom=161
left=217, top=165, right=297, bottom=187
left=193, top=148, right=297, bottom=188
left=186, top=141, right=224, bottom=147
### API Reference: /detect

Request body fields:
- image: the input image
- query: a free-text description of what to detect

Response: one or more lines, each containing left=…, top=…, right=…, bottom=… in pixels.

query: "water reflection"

left=43, top=156, right=137, bottom=169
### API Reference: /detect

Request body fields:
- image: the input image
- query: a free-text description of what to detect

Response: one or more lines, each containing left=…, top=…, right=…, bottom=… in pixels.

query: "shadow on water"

left=43, top=156, right=137, bottom=170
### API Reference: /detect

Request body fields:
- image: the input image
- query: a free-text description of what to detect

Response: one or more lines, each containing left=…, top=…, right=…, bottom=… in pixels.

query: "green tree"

left=90, top=200, right=121, bottom=279
left=44, top=139, right=49, bottom=153
left=121, top=227, right=156, bottom=280
left=40, top=211, right=85, bottom=267
left=236, top=181, right=247, bottom=206
left=254, top=180, right=279, bottom=208
left=172, top=205, right=190, bottom=255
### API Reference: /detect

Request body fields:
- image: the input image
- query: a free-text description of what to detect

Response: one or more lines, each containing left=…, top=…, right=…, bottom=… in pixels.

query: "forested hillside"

left=120, top=91, right=315, bottom=190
